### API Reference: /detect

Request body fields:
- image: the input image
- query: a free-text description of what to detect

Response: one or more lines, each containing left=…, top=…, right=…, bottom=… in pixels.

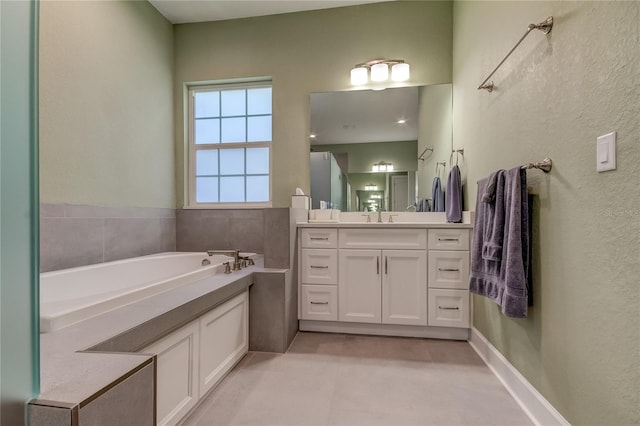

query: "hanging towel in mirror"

left=432, top=177, right=444, bottom=212
left=446, top=165, right=463, bottom=222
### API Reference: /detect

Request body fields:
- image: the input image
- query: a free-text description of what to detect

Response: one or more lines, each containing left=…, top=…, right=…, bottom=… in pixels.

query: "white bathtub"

left=40, top=252, right=234, bottom=333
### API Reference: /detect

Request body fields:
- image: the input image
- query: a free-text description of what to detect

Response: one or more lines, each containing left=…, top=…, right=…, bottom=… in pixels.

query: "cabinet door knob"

left=385, top=256, right=388, bottom=274
left=376, top=256, right=380, bottom=275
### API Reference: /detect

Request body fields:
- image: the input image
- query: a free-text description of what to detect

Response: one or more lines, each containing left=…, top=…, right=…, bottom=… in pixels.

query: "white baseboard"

left=469, top=327, right=570, bottom=426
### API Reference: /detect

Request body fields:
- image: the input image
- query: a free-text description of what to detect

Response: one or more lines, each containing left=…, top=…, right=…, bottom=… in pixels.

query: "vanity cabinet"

left=298, top=225, right=471, bottom=340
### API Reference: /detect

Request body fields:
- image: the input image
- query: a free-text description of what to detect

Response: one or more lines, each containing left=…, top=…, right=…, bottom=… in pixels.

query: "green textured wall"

left=174, top=1, right=453, bottom=207
left=313, top=140, right=418, bottom=174
left=453, top=2, right=639, bottom=424
left=39, top=1, right=175, bottom=208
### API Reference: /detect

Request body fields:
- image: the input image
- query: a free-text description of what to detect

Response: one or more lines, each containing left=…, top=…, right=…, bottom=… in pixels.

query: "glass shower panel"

left=1, top=0, right=40, bottom=423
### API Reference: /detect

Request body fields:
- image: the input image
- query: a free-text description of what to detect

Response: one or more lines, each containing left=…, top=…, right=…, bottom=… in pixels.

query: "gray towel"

left=481, top=170, right=501, bottom=203
left=469, top=167, right=529, bottom=318
left=446, top=165, right=463, bottom=223
left=432, top=177, right=444, bottom=212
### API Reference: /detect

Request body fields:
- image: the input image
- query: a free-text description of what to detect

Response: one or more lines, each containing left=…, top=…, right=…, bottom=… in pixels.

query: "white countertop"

left=299, top=211, right=474, bottom=229
left=297, top=222, right=473, bottom=229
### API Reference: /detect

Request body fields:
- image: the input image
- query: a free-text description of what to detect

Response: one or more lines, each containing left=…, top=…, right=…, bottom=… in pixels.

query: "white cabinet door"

left=338, top=249, right=381, bottom=323
left=428, top=251, right=470, bottom=289
left=382, top=250, right=427, bottom=326
left=142, top=321, right=199, bottom=426
left=428, top=229, right=470, bottom=250
left=300, top=284, right=338, bottom=321
left=301, top=228, right=338, bottom=248
left=199, top=292, right=248, bottom=398
left=428, top=289, right=470, bottom=328
left=301, top=249, right=338, bottom=285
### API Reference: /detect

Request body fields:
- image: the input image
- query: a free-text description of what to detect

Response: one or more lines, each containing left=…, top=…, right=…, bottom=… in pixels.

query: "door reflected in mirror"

left=310, top=84, right=452, bottom=212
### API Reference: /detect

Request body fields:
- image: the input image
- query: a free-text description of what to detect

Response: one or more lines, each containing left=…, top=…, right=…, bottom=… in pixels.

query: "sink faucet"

left=207, top=249, right=241, bottom=271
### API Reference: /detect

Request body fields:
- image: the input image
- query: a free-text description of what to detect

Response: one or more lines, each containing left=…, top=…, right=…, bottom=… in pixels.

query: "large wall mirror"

left=309, top=84, right=452, bottom=212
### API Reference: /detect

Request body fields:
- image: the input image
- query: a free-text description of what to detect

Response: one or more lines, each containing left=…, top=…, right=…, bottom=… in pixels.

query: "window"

left=188, top=82, right=272, bottom=206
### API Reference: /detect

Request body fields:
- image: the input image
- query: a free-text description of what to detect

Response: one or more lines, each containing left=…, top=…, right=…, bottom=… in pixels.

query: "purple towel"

left=432, top=177, right=444, bottom=212
left=469, top=167, right=529, bottom=318
left=446, top=165, right=463, bottom=223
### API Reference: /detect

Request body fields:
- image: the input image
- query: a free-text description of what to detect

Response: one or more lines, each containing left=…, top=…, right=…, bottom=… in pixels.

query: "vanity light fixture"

left=309, top=134, right=316, bottom=139
left=372, top=161, right=394, bottom=172
left=350, top=59, right=410, bottom=86
left=397, top=119, right=407, bottom=124
left=365, top=184, right=378, bottom=191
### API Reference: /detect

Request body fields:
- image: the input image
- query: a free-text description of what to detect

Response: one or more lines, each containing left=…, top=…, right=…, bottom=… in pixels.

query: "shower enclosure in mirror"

left=309, top=84, right=452, bottom=212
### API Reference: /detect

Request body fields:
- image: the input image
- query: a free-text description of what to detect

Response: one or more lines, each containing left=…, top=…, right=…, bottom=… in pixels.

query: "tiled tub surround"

left=30, top=257, right=270, bottom=426
left=40, top=203, right=176, bottom=272
left=176, top=208, right=291, bottom=269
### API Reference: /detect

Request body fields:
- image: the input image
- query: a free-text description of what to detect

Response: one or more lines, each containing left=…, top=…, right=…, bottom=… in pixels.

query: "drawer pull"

left=438, top=306, right=460, bottom=310
left=310, top=301, right=329, bottom=305
left=438, top=268, right=460, bottom=272
left=310, top=265, right=329, bottom=269
left=438, top=238, right=459, bottom=242
left=310, top=237, right=329, bottom=241
left=376, top=256, right=380, bottom=274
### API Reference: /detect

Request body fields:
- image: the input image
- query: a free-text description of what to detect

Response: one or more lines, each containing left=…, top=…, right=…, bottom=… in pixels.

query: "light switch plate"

left=596, top=131, right=616, bottom=172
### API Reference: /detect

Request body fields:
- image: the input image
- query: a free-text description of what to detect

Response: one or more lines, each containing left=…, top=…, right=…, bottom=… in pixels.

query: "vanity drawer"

left=301, top=228, right=338, bottom=248
left=428, top=251, right=470, bottom=289
left=301, top=249, right=338, bottom=285
left=339, top=228, right=427, bottom=250
left=428, top=229, right=470, bottom=250
left=428, top=289, right=470, bottom=328
left=300, top=285, right=338, bottom=321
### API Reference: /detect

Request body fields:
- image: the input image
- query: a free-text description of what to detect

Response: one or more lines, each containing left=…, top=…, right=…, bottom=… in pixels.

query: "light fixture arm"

left=354, top=59, right=406, bottom=68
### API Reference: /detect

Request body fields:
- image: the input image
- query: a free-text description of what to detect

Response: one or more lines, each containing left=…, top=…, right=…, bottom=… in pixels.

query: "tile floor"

left=182, top=332, right=532, bottom=426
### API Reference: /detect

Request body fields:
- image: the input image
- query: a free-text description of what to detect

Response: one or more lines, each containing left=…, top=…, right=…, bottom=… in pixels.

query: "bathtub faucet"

left=206, top=249, right=242, bottom=271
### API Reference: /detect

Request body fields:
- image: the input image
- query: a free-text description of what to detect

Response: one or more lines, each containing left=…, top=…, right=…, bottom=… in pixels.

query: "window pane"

left=246, top=176, right=269, bottom=202
left=220, top=177, right=245, bottom=202
left=247, top=116, right=271, bottom=142
left=196, top=177, right=218, bottom=202
left=247, top=87, right=271, bottom=115
left=246, top=147, right=269, bottom=174
left=220, top=148, right=245, bottom=175
left=195, top=91, right=219, bottom=118
left=195, top=119, right=220, bottom=144
left=221, top=117, right=246, bottom=143
left=221, top=90, right=245, bottom=116
left=196, top=150, right=218, bottom=176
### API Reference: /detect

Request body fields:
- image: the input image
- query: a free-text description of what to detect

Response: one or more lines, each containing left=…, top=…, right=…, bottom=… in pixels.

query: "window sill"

left=183, top=202, right=273, bottom=210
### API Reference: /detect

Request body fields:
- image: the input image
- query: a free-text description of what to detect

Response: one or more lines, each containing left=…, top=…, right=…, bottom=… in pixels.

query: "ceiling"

left=148, top=0, right=389, bottom=24
left=310, top=87, right=419, bottom=145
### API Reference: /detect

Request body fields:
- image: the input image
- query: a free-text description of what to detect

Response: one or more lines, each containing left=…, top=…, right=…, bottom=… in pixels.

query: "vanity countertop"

left=35, top=257, right=273, bottom=406
left=298, top=211, right=474, bottom=229
left=297, top=221, right=473, bottom=229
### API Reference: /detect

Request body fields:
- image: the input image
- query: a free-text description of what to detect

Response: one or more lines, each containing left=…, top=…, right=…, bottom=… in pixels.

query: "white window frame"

left=186, top=80, right=273, bottom=209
